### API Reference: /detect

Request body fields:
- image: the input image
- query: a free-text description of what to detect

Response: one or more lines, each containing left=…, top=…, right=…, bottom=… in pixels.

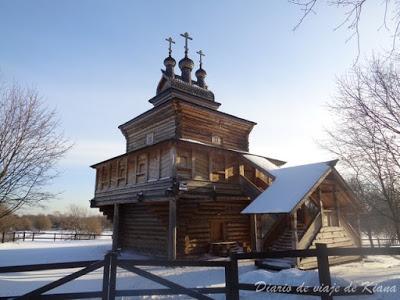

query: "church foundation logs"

left=115, top=196, right=252, bottom=258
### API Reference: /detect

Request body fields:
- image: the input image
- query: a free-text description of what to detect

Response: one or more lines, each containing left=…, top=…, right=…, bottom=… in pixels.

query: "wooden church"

left=90, top=33, right=362, bottom=268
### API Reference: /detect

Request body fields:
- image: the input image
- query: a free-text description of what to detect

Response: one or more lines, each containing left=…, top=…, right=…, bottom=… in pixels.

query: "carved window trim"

left=211, top=135, right=222, bottom=145
left=146, top=132, right=154, bottom=145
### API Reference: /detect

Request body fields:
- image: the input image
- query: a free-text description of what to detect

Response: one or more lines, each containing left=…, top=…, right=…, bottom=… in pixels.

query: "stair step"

left=255, top=258, right=295, bottom=271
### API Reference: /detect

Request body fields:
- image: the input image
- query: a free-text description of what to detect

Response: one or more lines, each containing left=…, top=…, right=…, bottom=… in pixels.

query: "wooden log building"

left=90, top=33, right=361, bottom=268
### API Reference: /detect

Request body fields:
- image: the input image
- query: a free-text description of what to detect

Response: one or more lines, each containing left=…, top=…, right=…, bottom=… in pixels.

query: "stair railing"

left=297, top=211, right=322, bottom=250
left=262, top=214, right=290, bottom=250
left=239, top=175, right=263, bottom=200
left=339, top=214, right=361, bottom=247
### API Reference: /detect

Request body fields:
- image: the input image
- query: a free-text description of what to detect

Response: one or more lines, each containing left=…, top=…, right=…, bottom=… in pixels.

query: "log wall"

left=119, top=202, right=169, bottom=257
left=176, top=196, right=252, bottom=256
left=121, top=102, right=177, bottom=152
left=115, top=197, right=252, bottom=258
left=95, top=142, right=172, bottom=194
left=119, top=99, right=255, bottom=153
left=93, top=140, right=272, bottom=207
left=176, top=101, right=254, bottom=152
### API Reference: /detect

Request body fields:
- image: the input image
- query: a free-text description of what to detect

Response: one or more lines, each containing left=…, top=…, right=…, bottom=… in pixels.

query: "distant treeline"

left=0, top=204, right=111, bottom=234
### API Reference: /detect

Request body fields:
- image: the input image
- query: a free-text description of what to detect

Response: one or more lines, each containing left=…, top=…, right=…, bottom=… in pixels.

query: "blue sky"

left=0, top=0, right=392, bottom=213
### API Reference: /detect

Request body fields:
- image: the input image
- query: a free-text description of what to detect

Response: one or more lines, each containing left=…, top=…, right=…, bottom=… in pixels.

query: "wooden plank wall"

left=176, top=102, right=253, bottom=152
left=120, top=100, right=255, bottom=153
left=123, top=103, right=176, bottom=152
left=176, top=143, right=243, bottom=184
left=95, top=143, right=172, bottom=194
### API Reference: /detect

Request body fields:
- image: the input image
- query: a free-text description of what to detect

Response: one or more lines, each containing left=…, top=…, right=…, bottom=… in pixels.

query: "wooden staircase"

left=270, top=223, right=306, bottom=251
left=256, top=224, right=307, bottom=270
left=299, top=226, right=360, bottom=269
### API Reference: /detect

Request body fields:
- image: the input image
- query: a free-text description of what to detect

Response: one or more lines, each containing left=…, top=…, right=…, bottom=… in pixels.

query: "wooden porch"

left=256, top=170, right=362, bottom=269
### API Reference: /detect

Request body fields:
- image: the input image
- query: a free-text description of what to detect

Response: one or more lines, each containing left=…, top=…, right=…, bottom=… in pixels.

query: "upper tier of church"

left=118, top=33, right=257, bottom=153
left=152, top=33, right=218, bottom=110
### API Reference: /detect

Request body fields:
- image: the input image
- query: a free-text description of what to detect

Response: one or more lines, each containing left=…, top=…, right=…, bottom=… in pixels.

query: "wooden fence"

left=0, top=244, right=399, bottom=300
left=361, top=237, right=400, bottom=248
left=1, top=231, right=112, bottom=243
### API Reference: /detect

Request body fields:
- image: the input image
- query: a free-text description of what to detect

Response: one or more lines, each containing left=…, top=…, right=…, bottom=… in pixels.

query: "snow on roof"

left=242, top=154, right=279, bottom=173
left=242, top=160, right=336, bottom=214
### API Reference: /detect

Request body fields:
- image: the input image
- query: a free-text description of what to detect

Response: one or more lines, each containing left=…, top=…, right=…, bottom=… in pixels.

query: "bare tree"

left=33, top=214, right=52, bottom=232
left=0, top=81, right=70, bottom=218
left=324, top=56, right=400, bottom=240
left=83, top=216, right=103, bottom=235
left=65, top=204, right=88, bottom=233
left=290, top=0, right=400, bottom=57
left=348, top=178, right=393, bottom=246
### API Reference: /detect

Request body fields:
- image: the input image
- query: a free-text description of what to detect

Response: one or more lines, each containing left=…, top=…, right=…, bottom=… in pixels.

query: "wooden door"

left=210, top=220, right=225, bottom=242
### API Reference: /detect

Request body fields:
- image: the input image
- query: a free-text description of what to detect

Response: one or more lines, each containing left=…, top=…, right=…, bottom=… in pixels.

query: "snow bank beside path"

left=238, top=258, right=400, bottom=300
left=0, top=240, right=112, bottom=265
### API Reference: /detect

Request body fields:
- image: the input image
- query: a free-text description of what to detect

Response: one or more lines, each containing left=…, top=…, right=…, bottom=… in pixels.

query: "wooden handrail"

left=339, top=215, right=361, bottom=247
left=239, top=175, right=263, bottom=200
left=298, top=212, right=322, bottom=249
left=262, top=214, right=290, bottom=249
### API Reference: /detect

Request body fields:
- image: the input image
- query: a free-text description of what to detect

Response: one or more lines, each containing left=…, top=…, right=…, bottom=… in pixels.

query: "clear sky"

left=0, top=0, right=392, bottom=213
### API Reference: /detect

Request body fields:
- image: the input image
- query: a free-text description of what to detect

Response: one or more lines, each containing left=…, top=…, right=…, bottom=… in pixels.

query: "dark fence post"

left=109, top=252, right=117, bottom=300
left=316, top=243, right=333, bottom=300
left=54, top=233, right=56, bottom=241
left=1, top=232, right=4, bottom=243
left=226, top=255, right=240, bottom=300
left=102, top=253, right=111, bottom=300
left=32, top=232, right=35, bottom=241
left=12, top=232, right=16, bottom=242
left=23, top=231, right=26, bottom=241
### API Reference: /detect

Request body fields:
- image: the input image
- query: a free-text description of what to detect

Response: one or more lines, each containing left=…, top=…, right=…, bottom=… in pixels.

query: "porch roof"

left=241, top=160, right=337, bottom=214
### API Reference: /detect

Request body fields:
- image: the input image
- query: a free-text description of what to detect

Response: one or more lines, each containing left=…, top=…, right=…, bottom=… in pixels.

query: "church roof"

left=178, top=138, right=284, bottom=168
left=241, top=160, right=337, bottom=214
left=243, top=154, right=281, bottom=171
left=155, top=70, right=215, bottom=101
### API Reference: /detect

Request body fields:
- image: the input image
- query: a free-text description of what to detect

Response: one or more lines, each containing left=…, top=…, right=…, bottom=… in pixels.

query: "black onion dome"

left=195, top=67, right=206, bottom=78
left=164, top=56, right=176, bottom=67
left=179, top=57, right=194, bottom=70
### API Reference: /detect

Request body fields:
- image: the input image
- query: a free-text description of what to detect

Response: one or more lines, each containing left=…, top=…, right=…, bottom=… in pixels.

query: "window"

left=210, top=154, right=225, bottom=182
left=100, top=165, right=108, bottom=190
left=146, top=132, right=154, bottom=145
left=211, top=135, right=222, bottom=145
left=177, top=149, right=192, bottom=179
left=177, top=156, right=189, bottom=168
left=136, top=154, right=147, bottom=183
left=117, top=158, right=127, bottom=186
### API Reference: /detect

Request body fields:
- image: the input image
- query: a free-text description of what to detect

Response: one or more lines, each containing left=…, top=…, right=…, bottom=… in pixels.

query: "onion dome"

left=195, top=67, right=207, bottom=88
left=164, top=55, right=176, bottom=78
left=179, top=56, right=194, bottom=83
left=164, top=37, right=176, bottom=78
left=195, top=50, right=207, bottom=88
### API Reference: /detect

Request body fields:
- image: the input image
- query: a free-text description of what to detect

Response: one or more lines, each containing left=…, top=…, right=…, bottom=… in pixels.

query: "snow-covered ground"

left=0, top=239, right=399, bottom=299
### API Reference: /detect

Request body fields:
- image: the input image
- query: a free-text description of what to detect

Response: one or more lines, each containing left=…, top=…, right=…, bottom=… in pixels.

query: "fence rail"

left=361, top=237, right=400, bottom=247
left=1, top=231, right=112, bottom=243
left=0, top=244, right=399, bottom=300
